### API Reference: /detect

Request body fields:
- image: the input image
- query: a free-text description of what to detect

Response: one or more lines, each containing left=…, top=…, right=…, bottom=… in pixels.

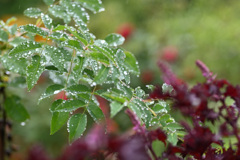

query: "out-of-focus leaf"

left=0, top=29, right=8, bottom=42
left=77, top=0, right=104, bottom=13
left=4, top=96, right=30, bottom=122
left=43, top=0, right=55, bottom=5
left=41, top=14, right=53, bottom=29
left=66, top=84, right=90, bottom=95
left=24, top=8, right=42, bottom=18
left=105, top=33, right=125, bottom=47
left=19, top=24, right=48, bottom=37
left=110, top=101, right=124, bottom=118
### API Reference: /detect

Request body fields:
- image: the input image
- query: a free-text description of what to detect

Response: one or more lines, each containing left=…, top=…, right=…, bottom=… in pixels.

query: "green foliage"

left=0, top=0, right=181, bottom=143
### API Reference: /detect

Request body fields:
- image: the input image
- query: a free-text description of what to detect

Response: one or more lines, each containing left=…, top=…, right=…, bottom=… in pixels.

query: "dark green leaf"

left=105, top=33, right=125, bottom=47
left=110, top=101, right=124, bottom=118
left=54, top=100, right=86, bottom=112
left=66, top=84, right=90, bottom=95
left=50, top=112, right=69, bottom=135
left=9, top=41, right=42, bottom=58
left=26, top=55, right=46, bottom=90
left=4, top=96, right=30, bottom=122
left=39, top=84, right=64, bottom=102
left=68, top=113, right=87, bottom=142
left=87, top=102, right=104, bottom=122
left=24, top=8, right=42, bottom=18
left=19, top=24, right=48, bottom=37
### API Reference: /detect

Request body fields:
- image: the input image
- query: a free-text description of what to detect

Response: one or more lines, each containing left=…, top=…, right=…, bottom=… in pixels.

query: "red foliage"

left=116, top=23, right=134, bottom=39
left=54, top=91, right=68, bottom=100
left=161, top=46, right=179, bottom=63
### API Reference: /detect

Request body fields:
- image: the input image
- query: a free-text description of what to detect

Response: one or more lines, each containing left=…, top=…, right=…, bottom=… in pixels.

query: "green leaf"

left=4, top=96, right=30, bottom=122
left=49, top=31, right=68, bottom=41
left=128, top=102, right=142, bottom=120
left=53, top=25, right=66, bottom=31
left=9, top=41, right=42, bottom=58
left=68, top=113, right=87, bottom=142
left=77, top=0, right=104, bottom=13
left=167, top=133, right=178, bottom=146
left=24, top=8, right=42, bottom=18
left=99, top=89, right=128, bottom=103
left=66, top=84, right=90, bottom=95
left=152, top=103, right=167, bottom=113
left=49, top=5, right=71, bottom=24
left=19, top=24, right=48, bottom=37
left=165, top=123, right=183, bottom=132
left=26, top=55, right=46, bottom=91
left=135, top=87, right=145, bottom=98
left=39, top=84, right=64, bottom=102
left=9, top=24, right=18, bottom=35
left=50, top=112, right=69, bottom=135
left=62, top=40, right=83, bottom=50
left=72, top=56, right=86, bottom=81
left=41, top=14, right=53, bottom=29
left=0, top=29, right=8, bottom=42
left=88, top=52, right=110, bottom=65
left=123, top=51, right=140, bottom=75
left=110, top=101, right=124, bottom=118
left=105, top=33, right=125, bottom=47
left=1, top=54, right=27, bottom=75
left=53, top=100, right=86, bottom=112
left=87, top=102, right=104, bottom=122
left=43, top=0, right=55, bottom=5
left=45, top=46, right=69, bottom=72
left=64, top=2, right=89, bottom=23
left=94, top=65, right=109, bottom=84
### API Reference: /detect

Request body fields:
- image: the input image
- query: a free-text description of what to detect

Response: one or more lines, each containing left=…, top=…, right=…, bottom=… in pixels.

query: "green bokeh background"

left=1, top=0, right=240, bottom=158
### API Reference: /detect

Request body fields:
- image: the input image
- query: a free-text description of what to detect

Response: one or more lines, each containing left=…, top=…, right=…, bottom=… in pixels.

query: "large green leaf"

left=49, top=5, right=71, bottom=24
left=105, top=33, right=125, bottom=47
left=123, top=51, right=140, bottom=75
left=19, top=24, right=48, bottom=37
left=94, top=65, right=109, bottom=84
left=68, top=113, right=87, bottom=142
left=53, top=99, right=86, bottom=112
left=4, top=96, right=30, bottom=122
left=88, top=52, right=110, bottom=65
left=77, top=0, right=104, bottom=13
left=26, top=55, right=46, bottom=90
left=87, top=102, right=104, bottom=122
left=9, top=41, right=42, bottom=58
left=24, top=8, right=42, bottom=18
left=38, top=84, right=64, bottom=103
left=66, top=84, right=90, bottom=95
left=110, top=101, right=124, bottom=118
left=0, top=29, right=8, bottom=42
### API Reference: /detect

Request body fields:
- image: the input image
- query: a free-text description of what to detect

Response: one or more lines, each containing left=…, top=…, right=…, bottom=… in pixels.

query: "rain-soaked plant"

left=0, top=0, right=181, bottom=159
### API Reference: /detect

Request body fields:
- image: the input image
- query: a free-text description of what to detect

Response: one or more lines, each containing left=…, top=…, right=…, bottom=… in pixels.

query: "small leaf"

left=62, top=40, right=83, bottom=50
left=110, top=101, right=124, bottom=118
left=53, top=100, right=86, bottom=112
left=77, top=0, right=104, bottom=13
left=124, top=51, right=139, bottom=75
left=0, top=29, right=8, bottom=42
left=39, top=84, right=64, bottom=102
left=43, top=0, right=55, bottom=5
left=87, top=102, right=104, bottom=122
left=167, top=133, right=178, bottom=146
left=128, top=102, right=142, bottom=120
left=66, top=84, right=90, bottom=95
left=26, top=55, right=46, bottom=90
left=166, top=123, right=183, bottom=132
left=72, top=56, right=85, bottom=81
left=9, top=41, right=42, bottom=58
left=41, top=14, right=53, bottom=29
left=88, top=52, right=110, bottom=65
left=94, top=65, right=109, bottom=84
left=152, top=103, right=167, bottom=113
left=50, top=112, right=69, bottom=135
left=49, top=5, right=71, bottom=24
left=24, top=8, right=42, bottom=18
left=19, top=24, right=48, bottom=37
left=4, top=96, right=30, bottom=122
left=105, top=33, right=125, bottom=47
left=135, top=87, right=145, bottom=98
left=68, top=113, right=87, bottom=142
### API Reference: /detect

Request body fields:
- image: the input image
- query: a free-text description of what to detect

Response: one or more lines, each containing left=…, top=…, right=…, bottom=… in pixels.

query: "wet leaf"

left=105, top=33, right=125, bottom=47
left=19, top=24, right=48, bottom=37
left=77, top=0, right=104, bottom=13
left=87, top=102, right=104, bottom=122
left=24, top=8, right=42, bottom=18
left=39, top=84, right=64, bottom=103
left=94, top=65, right=109, bottom=84
left=110, top=101, right=124, bottom=118
left=53, top=99, right=86, bottom=112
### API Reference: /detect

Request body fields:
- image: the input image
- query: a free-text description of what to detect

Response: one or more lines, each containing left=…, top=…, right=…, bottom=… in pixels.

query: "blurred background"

left=1, top=0, right=240, bottom=159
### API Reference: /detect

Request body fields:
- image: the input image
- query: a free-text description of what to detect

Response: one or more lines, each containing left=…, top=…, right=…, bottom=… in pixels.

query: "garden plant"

left=0, top=0, right=240, bottom=160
